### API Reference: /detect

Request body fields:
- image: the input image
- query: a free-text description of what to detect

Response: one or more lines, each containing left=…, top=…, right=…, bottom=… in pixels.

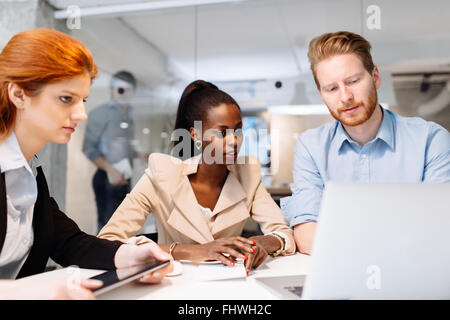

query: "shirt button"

left=361, top=154, right=367, bottom=159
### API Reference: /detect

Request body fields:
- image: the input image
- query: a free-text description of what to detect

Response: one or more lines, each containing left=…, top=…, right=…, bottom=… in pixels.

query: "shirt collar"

left=335, top=121, right=353, bottom=152
left=0, top=131, right=39, bottom=176
left=374, top=107, right=395, bottom=150
left=335, top=106, right=395, bottom=152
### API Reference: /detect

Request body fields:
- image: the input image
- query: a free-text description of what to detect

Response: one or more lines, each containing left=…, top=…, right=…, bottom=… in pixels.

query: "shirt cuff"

left=289, top=214, right=318, bottom=228
left=84, top=149, right=102, bottom=162
left=280, top=194, right=321, bottom=227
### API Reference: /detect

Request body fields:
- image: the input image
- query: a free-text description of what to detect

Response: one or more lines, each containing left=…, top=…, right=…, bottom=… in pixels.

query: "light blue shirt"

left=281, top=107, right=450, bottom=228
left=82, top=100, right=135, bottom=165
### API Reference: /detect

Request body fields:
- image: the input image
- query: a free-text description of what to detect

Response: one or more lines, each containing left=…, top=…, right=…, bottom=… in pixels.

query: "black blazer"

left=0, top=167, right=123, bottom=279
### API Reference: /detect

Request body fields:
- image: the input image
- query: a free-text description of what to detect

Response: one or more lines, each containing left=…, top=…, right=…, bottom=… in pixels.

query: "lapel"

left=32, top=167, right=46, bottom=233
left=168, top=180, right=215, bottom=244
left=211, top=166, right=249, bottom=235
left=166, top=157, right=248, bottom=243
left=212, top=167, right=246, bottom=215
left=167, top=156, right=214, bottom=243
left=0, top=172, right=6, bottom=255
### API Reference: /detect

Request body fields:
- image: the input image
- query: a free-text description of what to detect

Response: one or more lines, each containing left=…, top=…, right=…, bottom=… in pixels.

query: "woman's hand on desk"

left=175, top=237, right=255, bottom=267
left=114, top=242, right=174, bottom=284
left=244, top=235, right=278, bottom=275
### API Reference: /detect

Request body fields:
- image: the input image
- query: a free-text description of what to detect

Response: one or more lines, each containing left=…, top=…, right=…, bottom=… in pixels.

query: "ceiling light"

left=54, top=0, right=246, bottom=19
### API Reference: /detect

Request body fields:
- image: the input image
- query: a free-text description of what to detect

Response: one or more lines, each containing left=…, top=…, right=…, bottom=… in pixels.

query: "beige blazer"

left=98, top=153, right=295, bottom=255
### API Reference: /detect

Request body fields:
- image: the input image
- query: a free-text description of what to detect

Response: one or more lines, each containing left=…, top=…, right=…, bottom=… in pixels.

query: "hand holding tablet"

left=89, top=259, right=171, bottom=296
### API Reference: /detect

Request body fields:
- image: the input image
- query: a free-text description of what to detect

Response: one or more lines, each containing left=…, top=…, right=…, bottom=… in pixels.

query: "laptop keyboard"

left=284, top=286, right=303, bottom=297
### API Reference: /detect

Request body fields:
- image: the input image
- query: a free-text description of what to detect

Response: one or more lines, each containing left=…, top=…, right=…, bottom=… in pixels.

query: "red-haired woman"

left=0, top=28, right=172, bottom=299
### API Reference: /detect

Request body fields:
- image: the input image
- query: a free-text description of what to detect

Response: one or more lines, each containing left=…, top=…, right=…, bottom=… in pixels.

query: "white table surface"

left=18, top=253, right=310, bottom=300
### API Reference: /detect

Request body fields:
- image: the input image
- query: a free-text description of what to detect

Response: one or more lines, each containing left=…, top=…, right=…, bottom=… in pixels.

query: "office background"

left=1, top=0, right=449, bottom=239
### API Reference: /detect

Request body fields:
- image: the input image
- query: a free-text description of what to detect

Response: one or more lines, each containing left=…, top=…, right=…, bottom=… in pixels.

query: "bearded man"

left=281, top=31, right=450, bottom=254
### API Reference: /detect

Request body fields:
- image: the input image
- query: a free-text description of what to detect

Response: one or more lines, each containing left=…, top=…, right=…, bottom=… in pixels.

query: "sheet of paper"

left=180, top=255, right=245, bottom=265
left=195, top=262, right=246, bottom=281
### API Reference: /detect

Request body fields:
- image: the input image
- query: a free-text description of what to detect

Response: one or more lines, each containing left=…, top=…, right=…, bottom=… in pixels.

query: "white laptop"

left=255, top=182, right=450, bottom=300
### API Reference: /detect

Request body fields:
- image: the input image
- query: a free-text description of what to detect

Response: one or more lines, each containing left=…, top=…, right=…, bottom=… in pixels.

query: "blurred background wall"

left=1, top=0, right=449, bottom=237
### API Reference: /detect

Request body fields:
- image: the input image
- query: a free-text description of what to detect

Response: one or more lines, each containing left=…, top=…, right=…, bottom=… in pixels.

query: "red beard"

left=329, top=83, right=378, bottom=127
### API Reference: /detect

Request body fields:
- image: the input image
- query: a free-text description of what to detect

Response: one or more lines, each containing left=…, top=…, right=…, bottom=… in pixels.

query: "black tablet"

left=89, top=259, right=170, bottom=296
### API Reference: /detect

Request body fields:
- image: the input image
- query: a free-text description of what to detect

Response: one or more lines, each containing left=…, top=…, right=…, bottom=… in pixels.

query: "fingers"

left=252, top=248, right=267, bottom=269
left=244, top=242, right=268, bottom=274
left=80, top=279, right=103, bottom=290
left=219, top=246, right=249, bottom=262
left=211, top=237, right=258, bottom=269
left=67, top=286, right=96, bottom=300
left=138, top=270, right=164, bottom=284
left=139, top=260, right=174, bottom=284
left=220, top=237, right=256, bottom=255
left=159, top=260, right=174, bottom=276
left=54, top=280, right=97, bottom=300
left=245, top=252, right=256, bottom=275
left=115, top=242, right=172, bottom=270
left=215, top=252, right=236, bottom=267
left=132, top=242, right=172, bottom=266
left=231, top=236, right=256, bottom=248
left=143, top=241, right=172, bottom=261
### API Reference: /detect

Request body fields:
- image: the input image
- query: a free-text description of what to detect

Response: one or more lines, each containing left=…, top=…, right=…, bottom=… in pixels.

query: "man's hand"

left=114, top=242, right=173, bottom=284
left=293, top=222, right=317, bottom=255
left=93, top=157, right=128, bottom=185
left=106, top=166, right=128, bottom=185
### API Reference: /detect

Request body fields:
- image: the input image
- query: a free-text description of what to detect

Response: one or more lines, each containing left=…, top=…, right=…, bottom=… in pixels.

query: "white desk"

left=18, top=253, right=309, bottom=300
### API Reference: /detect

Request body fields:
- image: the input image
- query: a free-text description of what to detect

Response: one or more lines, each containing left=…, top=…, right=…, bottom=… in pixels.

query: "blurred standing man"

left=281, top=31, right=450, bottom=254
left=83, top=71, right=137, bottom=231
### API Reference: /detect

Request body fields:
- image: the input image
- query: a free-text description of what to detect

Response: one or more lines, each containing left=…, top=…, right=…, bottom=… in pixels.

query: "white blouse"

left=198, top=204, right=214, bottom=232
left=0, top=131, right=39, bottom=279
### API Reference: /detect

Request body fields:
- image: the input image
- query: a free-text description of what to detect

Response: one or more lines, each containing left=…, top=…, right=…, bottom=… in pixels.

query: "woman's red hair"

left=0, top=28, right=98, bottom=140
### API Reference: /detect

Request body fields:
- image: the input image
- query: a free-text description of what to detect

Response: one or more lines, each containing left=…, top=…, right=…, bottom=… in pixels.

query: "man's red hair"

left=308, top=31, right=375, bottom=90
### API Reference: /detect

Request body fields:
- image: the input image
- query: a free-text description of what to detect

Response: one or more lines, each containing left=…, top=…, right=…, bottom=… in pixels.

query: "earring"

left=195, top=140, right=202, bottom=150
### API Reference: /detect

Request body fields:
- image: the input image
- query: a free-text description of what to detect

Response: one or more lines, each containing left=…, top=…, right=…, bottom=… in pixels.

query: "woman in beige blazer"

left=98, top=80, right=295, bottom=274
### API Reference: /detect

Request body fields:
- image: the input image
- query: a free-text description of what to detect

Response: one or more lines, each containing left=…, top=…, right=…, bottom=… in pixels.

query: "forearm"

left=293, top=222, right=317, bottom=255
left=162, top=243, right=201, bottom=261
left=250, top=183, right=295, bottom=255
left=0, top=280, right=52, bottom=300
left=0, top=281, right=20, bottom=299
left=93, top=156, right=114, bottom=172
